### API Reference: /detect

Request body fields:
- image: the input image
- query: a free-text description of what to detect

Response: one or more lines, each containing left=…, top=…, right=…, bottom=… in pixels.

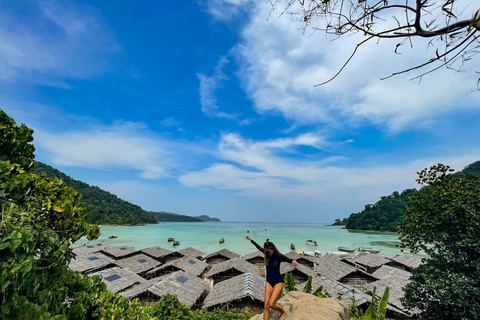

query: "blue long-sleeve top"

left=250, top=239, right=293, bottom=286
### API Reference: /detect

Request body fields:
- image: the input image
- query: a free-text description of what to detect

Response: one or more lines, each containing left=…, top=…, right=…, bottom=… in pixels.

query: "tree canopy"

left=272, top=0, right=480, bottom=86
left=399, top=163, right=480, bottom=319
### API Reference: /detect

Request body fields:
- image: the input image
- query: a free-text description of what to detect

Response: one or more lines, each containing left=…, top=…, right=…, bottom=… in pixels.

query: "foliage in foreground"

left=400, top=164, right=480, bottom=320
left=349, top=287, right=389, bottom=320
left=0, top=109, right=251, bottom=319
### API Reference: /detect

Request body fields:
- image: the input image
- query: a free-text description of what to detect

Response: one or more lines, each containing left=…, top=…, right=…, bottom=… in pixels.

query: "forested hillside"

left=341, top=160, right=480, bottom=231
left=150, top=211, right=203, bottom=222
left=34, top=162, right=157, bottom=225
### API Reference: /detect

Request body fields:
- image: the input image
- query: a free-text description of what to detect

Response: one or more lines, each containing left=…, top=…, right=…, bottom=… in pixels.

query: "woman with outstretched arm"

left=246, top=236, right=298, bottom=320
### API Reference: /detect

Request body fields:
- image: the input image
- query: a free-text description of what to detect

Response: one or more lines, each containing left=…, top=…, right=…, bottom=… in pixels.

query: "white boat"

left=329, top=251, right=352, bottom=256
left=305, top=240, right=318, bottom=246
left=302, top=250, right=321, bottom=257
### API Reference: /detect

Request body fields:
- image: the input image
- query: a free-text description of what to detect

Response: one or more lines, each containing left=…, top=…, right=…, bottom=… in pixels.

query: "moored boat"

left=303, top=250, right=321, bottom=257
left=168, top=237, right=175, bottom=242
left=173, top=240, right=180, bottom=246
left=358, top=246, right=381, bottom=254
left=108, top=235, right=118, bottom=239
left=290, top=243, right=295, bottom=250
left=338, top=246, right=355, bottom=253
left=305, top=240, right=318, bottom=246
left=219, top=238, right=225, bottom=244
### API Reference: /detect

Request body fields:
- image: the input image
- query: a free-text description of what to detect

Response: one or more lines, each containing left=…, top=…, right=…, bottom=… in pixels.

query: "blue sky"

left=2, top=0, right=480, bottom=223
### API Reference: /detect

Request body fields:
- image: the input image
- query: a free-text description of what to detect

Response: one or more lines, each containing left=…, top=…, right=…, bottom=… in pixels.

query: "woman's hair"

left=263, top=239, right=281, bottom=266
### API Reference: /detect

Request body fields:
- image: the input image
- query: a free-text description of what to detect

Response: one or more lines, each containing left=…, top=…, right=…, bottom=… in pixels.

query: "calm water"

left=75, top=222, right=409, bottom=258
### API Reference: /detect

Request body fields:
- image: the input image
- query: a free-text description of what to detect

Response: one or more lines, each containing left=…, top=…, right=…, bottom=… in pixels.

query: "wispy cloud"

left=0, top=0, right=118, bottom=87
left=203, top=0, right=253, bottom=21
left=198, top=57, right=239, bottom=119
left=227, top=1, right=480, bottom=131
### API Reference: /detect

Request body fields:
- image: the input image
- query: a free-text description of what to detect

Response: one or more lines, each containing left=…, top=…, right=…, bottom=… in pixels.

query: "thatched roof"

left=285, top=252, right=317, bottom=264
left=69, top=252, right=116, bottom=274
left=241, top=251, right=264, bottom=261
left=389, top=254, right=423, bottom=270
left=204, top=249, right=240, bottom=261
left=72, top=244, right=109, bottom=256
left=120, top=276, right=167, bottom=299
left=364, top=265, right=413, bottom=312
left=148, top=256, right=208, bottom=278
left=177, top=247, right=205, bottom=259
left=91, top=267, right=145, bottom=293
left=141, top=246, right=173, bottom=259
left=207, top=258, right=260, bottom=278
left=203, top=272, right=265, bottom=310
left=349, top=252, right=392, bottom=268
left=280, top=262, right=314, bottom=277
left=148, top=271, right=209, bottom=308
left=101, top=246, right=138, bottom=259
left=315, top=253, right=358, bottom=281
left=114, top=254, right=161, bottom=275
left=311, top=275, right=371, bottom=307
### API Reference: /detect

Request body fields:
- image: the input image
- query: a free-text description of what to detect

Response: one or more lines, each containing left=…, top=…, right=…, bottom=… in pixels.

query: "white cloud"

left=203, top=0, right=253, bottom=21
left=36, top=121, right=168, bottom=179
left=228, top=0, right=480, bottom=131
left=180, top=131, right=480, bottom=209
left=0, top=1, right=118, bottom=86
left=161, top=117, right=180, bottom=127
left=198, top=57, right=239, bottom=119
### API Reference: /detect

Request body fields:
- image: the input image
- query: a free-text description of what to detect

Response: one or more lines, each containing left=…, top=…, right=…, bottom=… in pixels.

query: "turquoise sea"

left=76, top=222, right=409, bottom=258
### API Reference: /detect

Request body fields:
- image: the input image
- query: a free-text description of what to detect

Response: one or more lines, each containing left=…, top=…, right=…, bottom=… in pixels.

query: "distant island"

left=332, top=160, right=480, bottom=231
left=34, top=162, right=220, bottom=225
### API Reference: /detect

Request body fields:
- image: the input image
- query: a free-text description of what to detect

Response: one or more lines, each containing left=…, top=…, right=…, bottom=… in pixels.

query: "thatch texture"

left=146, top=256, right=208, bottom=279
left=72, top=244, right=109, bottom=256
left=120, top=276, right=166, bottom=299
left=114, top=253, right=161, bottom=276
left=207, top=258, right=260, bottom=284
left=92, top=267, right=145, bottom=293
left=177, top=247, right=205, bottom=259
left=148, top=271, right=209, bottom=308
left=203, top=272, right=265, bottom=312
left=69, top=252, right=116, bottom=274
left=141, top=246, right=173, bottom=261
left=241, top=251, right=264, bottom=263
left=204, top=249, right=240, bottom=264
left=365, top=265, right=413, bottom=314
left=315, top=253, right=377, bottom=287
left=311, top=275, right=371, bottom=307
left=281, top=263, right=314, bottom=285
left=388, top=254, right=423, bottom=271
left=285, top=252, right=316, bottom=268
left=347, top=252, right=392, bottom=273
left=101, top=246, right=138, bottom=260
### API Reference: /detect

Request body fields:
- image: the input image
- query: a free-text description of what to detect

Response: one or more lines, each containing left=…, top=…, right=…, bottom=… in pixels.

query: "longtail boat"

left=358, top=246, right=382, bottom=254
left=338, top=246, right=355, bottom=253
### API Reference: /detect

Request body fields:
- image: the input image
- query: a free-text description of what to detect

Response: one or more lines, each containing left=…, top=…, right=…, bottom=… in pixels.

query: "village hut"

left=145, top=256, right=207, bottom=279
left=204, top=249, right=240, bottom=265
left=387, top=254, right=423, bottom=272
left=177, top=247, right=205, bottom=260
left=315, top=253, right=378, bottom=288
left=285, top=252, right=316, bottom=268
left=310, top=275, right=371, bottom=308
left=345, top=252, right=392, bottom=274
left=91, top=267, right=145, bottom=293
left=280, top=262, right=314, bottom=285
left=241, top=251, right=265, bottom=267
left=141, top=246, right=173, bottom=263
left=114, top=254, right=161, bottom=277
left=72, top=244, right=110, bottom=256
left=364, top=265, right=415, bottom=319
left=120, top=276, right=166, bottom=300
left=101, top=246, right=138, bottom=260
left=69, top=252, right=116, bottom=275
left=207, top=258, right=260, bottom=284
left=148, top=271, right=209, bottom=309
left=203, top=272, right=265, bottom=313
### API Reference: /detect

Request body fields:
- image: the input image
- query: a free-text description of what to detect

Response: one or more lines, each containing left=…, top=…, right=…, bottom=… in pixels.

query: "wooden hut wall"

left=206, top=255, right=230, bottom=265
left=211, top=268, right=243, bottom=285
left=340, top=271, right=377, bottom=288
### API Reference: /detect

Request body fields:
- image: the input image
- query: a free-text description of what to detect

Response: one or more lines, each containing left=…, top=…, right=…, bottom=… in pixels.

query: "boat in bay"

left=305, top=239, right=318, bottom=246
left=338, top=246, right=355, bottom=253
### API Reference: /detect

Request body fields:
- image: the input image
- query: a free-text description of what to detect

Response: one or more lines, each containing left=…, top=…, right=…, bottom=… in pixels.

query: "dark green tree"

left=399, top=164, right=480, bottom=320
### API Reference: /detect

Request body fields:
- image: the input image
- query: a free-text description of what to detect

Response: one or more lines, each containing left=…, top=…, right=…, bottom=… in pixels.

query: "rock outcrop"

left=249, top=291, right=346, bottom=320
